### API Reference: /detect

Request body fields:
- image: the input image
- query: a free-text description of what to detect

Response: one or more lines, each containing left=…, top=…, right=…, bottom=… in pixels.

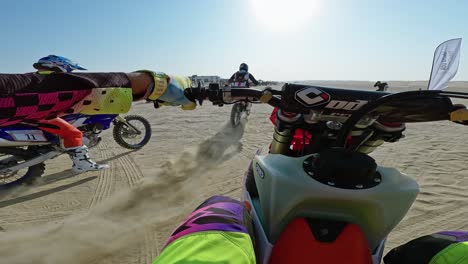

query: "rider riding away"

left=227, top=63, right=260, bottom=121
left=374, top=81, right=389, bottom=92
left=228, top=63, right=259, bottom=88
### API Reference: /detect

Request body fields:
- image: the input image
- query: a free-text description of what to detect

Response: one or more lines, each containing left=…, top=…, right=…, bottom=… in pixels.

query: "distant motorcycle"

left=230, top=101, right=252, bottom=127
left=0, top=113, right=151, bottom=189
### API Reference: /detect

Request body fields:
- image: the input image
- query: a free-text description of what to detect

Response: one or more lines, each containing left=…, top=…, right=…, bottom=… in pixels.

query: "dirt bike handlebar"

left=185, top=83, right=468, bottom=149
left=185, top=83, right=282, bottom=108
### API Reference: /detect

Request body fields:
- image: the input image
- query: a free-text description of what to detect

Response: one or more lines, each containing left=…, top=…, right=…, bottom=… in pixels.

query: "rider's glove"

left=136, top=71, right=197, bottom=110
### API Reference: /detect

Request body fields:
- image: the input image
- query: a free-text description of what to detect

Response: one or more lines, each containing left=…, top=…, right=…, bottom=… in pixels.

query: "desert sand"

left=1, top=81, right=468, bottom=264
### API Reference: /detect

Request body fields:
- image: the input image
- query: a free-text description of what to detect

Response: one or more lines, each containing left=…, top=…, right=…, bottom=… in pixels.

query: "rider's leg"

left=37, top=118, right=109, bottom=173
left=153, top=196, right=256, bottom=264
left=37, top=118, right=83, bottom=148
left=384, top=231, right=468, bottom=264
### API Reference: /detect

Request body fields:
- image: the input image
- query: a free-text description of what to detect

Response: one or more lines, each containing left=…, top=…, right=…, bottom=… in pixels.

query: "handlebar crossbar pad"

left=280, top=83, right=387, bottom=114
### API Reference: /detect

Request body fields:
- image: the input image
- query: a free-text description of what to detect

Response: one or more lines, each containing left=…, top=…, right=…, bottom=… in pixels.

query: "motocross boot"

left=67, top=146, right=109, bottom=173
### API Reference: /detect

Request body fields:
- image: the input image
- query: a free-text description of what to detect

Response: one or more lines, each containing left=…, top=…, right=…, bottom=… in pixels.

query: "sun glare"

left=250, top=0, right=318, bottom=31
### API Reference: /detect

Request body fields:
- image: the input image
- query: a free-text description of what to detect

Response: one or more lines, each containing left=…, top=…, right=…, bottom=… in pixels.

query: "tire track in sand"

left=113, top=150, right=160, bottom=263
left=88, top=141, right=114, bottom=209
left=387, top=201, right=468, bottom=251
left=119, top=154, right=143, bottom=187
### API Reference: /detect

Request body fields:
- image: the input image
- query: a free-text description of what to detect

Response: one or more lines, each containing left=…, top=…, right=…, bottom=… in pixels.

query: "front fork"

left=269, top=110, right=302, bottom=155
left=113, top=116, right=141, bottom=134
left=113, top=115, right=126, bottom=124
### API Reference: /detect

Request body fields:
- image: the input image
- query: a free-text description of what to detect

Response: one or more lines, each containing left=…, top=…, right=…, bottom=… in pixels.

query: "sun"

left=250, top=0, right=319, bottom=31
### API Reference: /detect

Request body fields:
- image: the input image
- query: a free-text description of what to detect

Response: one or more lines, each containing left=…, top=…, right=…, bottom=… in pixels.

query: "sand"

left=1, top=81, right=468, bottom=263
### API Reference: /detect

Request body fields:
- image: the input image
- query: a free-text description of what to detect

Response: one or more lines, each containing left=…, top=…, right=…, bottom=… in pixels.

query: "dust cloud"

left=0, top=123, right=245, bottom=264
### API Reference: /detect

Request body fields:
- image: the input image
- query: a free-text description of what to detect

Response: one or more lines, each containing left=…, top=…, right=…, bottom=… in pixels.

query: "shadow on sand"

left=0, top=176, right=97, bottom=209
left=0, top=148, right=136, bottom=200
left=98, top=150, right=137, bottom=164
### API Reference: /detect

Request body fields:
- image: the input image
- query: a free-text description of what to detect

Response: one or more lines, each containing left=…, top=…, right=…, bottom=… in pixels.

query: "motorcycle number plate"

left=6, top=130, right=48, bottom=142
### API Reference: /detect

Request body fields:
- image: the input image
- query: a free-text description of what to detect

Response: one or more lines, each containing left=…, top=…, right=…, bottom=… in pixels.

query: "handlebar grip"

left=184, top=83, right=224, bottom=106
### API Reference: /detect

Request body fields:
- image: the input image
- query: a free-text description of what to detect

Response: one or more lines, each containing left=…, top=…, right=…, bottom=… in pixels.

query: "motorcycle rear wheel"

left=231, top=103, right=244, bottom=127
left=0, top=148, right=45, bottom=189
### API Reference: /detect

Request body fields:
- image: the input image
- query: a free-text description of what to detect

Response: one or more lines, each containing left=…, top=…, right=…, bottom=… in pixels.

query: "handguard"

left=450, top=108, right=468, bottom=121
left=450, top=105, right=468, bottom=125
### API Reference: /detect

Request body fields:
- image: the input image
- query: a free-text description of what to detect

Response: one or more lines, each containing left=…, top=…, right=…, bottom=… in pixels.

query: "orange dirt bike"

left=184, top=78, right=468, bottom=263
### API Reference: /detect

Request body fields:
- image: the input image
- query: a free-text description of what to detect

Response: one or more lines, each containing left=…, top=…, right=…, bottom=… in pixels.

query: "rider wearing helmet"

left=33, top=55, right=108, bottom=173
left=228, top=63, right=259, bottom=88
left=33, top=55, right=87, bottom=73
left=374, top=81, right=389, bottom=92
left=227, top=63, right=260, bottom=123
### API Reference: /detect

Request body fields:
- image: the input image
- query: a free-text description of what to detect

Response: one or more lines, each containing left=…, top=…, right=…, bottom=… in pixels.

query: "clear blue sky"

left=1, top=0, right=467, bottom=81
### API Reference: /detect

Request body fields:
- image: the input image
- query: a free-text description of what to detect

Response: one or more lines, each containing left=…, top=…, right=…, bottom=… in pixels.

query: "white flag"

left=428, top=38, right=462, bottom=90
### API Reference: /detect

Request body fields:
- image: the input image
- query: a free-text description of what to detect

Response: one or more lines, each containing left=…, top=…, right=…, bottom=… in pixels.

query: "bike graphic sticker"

left=255, top=163, right=265, bottom=179
left=295, top=87, right=331, bottom=107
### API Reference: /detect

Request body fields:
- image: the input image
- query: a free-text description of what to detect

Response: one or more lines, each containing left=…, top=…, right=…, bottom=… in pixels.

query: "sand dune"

left=1, top=81, right=468, bottom=263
